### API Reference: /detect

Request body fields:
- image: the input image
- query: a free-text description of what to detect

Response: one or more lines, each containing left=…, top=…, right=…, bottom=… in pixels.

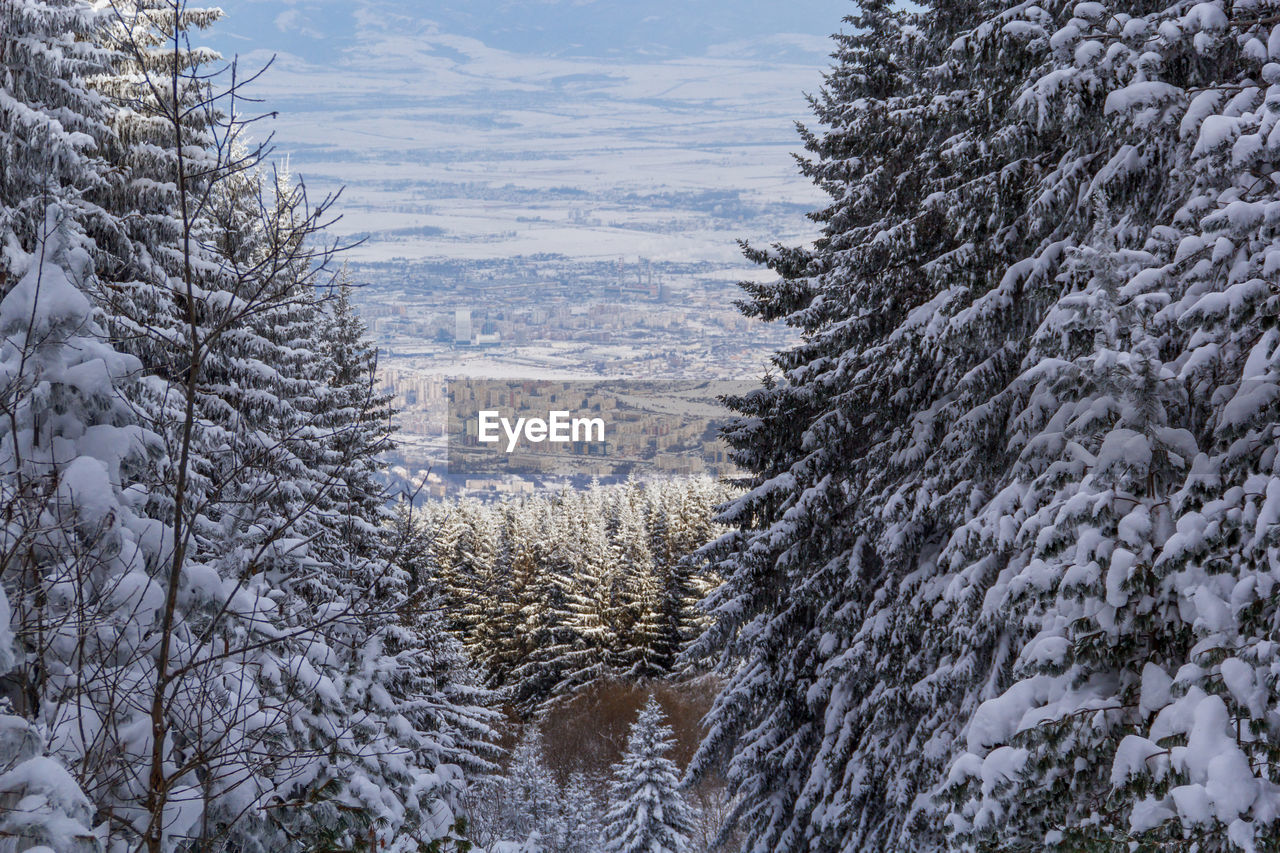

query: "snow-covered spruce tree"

left=0, top=582, right=99, bottom=853
left=389, top=497, right=437, bottom=594
left=38, top=8, right=489, bottom=849
left=504, top=726, right=565, bottom=847
left=510, top=496, right=592, bottom=712
left=602, top=697, right=695, bottom=853
left=381, top=499, right=503, bottom=807
left=481, top=498, right=553, bottom=696
left=439, top=498, right=503, bottom=650
left=315, top=268, right=395, bottom=562
left=466, top=726, right=563, bottom=851
left=684, top=0, right=1159, bottom=849
left=693, top=0, right=1280, bottom=850
left=383, top=497, right=502, bottom=779
left=0, top=208, right=171, bottom=850
left=610, top=489, right=665, bottom=680
left=136, top=140, right=357, bottom=852
left=0, top=0, right=113, bottom=290
left=196, top=153, right=339, bottom=580
left=87, top=0, right=225, bottom=384
left=194, top=159, right=497, bottom=852
left=542, top=491, right=630, bottom=703
left=559, top=771, right=604, bottom=853
left=509, top=494, right=585, bottom=712
left=937, top=3, right=1280, bottom=850
left=645, top=481, right=722, bottom=675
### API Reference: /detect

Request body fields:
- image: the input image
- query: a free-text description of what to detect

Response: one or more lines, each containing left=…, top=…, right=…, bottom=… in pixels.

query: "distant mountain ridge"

left=214, top=0, right=846, bottom=62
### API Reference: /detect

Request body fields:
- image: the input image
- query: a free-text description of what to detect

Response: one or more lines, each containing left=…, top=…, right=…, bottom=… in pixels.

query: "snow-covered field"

left=211, top=0, right=835, bottom=263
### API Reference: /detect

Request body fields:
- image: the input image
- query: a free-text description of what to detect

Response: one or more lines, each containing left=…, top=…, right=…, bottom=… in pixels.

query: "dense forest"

left=396, top=479, right=735, bottom=852
left=11, top=0, right=1280, bottom=852
left=411, top=479, right=731, bottom=712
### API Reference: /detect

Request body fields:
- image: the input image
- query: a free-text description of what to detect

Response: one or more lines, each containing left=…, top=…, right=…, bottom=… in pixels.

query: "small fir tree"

left=601, top=697, right=695, bottom=853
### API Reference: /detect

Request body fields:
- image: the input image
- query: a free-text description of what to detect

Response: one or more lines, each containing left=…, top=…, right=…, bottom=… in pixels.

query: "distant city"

left=350, top=253, right=796, bottom=497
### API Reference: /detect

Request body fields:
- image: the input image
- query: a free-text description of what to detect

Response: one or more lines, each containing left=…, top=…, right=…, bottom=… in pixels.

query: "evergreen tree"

left=0, top=582, right=98, bottom=853
left=0, top=208, right=176, bottom=846
left=601, top=697, right=695, bottom=853
left=468, top=726, right=562, bottom=850
left=0, top=0, right=112, bottom=289
left=316, top=268, right=395, bottom=561
left=686, top=0, right=1140, bottom=848
left=646, top=483, right=716, bottom=674
left=939, top=3, right=1280, bottom=849
left=389, top=497, right=437, bottom=595
left=510, top=493, right=585, bottom=711
left=88, top=0, right=225, bottom=385
left=559, top=771, right=604, bottom=853
left=439, top=499, right=502, bottom=648
left=486, top=500, right=550, bottom=692
left=693, top=0, right=1280, bottom=850
left=612, top=490, right=664, bottom=679
left=384, top=500, right=502, bottom=789
left=505, top=727, right=564, bottom=844
left=0, top=7, right=498, bottom=850
left=545, top=492, right=628, bottom=700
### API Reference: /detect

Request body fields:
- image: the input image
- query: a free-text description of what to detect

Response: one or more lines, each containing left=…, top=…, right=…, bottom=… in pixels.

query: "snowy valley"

left=9, top=1, right=1280, bottom=852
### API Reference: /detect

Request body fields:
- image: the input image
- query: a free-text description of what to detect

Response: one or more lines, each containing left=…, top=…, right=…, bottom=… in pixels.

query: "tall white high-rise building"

left=455, top=308, right=472, bottom=344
